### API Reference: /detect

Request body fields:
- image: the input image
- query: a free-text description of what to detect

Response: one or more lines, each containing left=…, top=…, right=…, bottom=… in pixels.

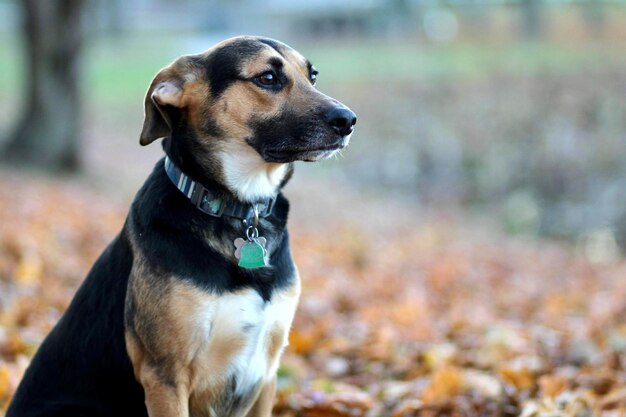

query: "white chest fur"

left=126, top=264, right=301, bottom=417
left=206, top=289, right=294, bottom=389
left=184, top=282, right=300, bottom=417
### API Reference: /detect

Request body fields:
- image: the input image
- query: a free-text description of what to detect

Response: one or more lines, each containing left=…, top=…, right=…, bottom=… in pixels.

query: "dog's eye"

left=309, top=66, right=319, bottom=86
left=255, top=72, right=278, bottom=87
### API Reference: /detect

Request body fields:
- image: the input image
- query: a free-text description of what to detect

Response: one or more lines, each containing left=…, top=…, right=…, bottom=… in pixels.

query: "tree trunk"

left=2, top=0, right=86, bottom=172
left=520, top=0, right=543, bottom=40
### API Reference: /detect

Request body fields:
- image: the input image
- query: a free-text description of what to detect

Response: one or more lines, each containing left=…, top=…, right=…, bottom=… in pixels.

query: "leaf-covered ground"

left=0, top=172, right=625, bottom=417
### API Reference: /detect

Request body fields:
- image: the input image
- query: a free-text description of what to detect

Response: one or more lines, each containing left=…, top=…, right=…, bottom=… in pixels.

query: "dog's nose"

left=324, top=106, right=357, bottom=137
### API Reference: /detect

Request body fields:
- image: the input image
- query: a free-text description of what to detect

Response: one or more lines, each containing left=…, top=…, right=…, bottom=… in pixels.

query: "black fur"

left=204, top=37, right=291, bottom=99
left=129, top=159, right=294, bottom=300
left=247, top=105, right=340, bottom=163
left=6, top=233, right=146, bottom=417
left=205, top=39, right=266, bottom=99
left=7, top=157, right=295, bottom=416
left=257, top=38, right=287, bottom=57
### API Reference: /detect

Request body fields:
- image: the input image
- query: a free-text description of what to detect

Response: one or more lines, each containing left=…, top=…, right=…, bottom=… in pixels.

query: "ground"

left=1, top=26, right=626, bottom=417
left=0, top=169, right=624, bottom=417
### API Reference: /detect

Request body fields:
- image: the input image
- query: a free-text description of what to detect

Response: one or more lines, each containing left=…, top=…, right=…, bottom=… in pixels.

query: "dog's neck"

left=217, top=140, right=289, bottom=202
left=163, top=137, right=293, bottom=204
left=164, top=156, right=276, bottom=221
left=131, top=158, right=292, bottom=287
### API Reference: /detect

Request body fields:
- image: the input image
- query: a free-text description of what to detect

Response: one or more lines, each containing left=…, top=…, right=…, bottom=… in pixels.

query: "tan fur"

left=130, top=36, right=320, bottom=416
left=245, top=378, right=276, bottom=417
left=266, top=324, right=285, bottom=367
left=210, top=47, right=317, bottom=130
left=127, top=337, right=190, bottom=417
left=126, top=258, right=301, bottom=417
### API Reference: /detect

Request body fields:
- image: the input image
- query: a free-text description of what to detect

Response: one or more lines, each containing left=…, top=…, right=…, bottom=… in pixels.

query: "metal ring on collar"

left=246, top=226, right=259, bottom=240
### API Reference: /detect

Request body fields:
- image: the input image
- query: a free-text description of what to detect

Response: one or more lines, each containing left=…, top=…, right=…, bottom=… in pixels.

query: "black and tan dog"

left=7, top=36, right=356, bottom=417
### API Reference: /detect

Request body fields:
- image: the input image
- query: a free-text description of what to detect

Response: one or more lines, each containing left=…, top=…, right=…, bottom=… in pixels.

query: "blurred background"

left=1, top=1, right=626, bottom=416
left=1, top=0, right=626, bottom=254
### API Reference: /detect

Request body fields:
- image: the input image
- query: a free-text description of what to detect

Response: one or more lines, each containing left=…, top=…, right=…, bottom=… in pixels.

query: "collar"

left=164, top=157, right=275, bottom=219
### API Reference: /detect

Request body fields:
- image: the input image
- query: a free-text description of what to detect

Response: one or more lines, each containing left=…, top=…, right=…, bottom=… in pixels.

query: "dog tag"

left=234, top=237, right=268, bottom=269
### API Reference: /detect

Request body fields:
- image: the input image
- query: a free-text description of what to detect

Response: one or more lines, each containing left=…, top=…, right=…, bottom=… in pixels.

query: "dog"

left=6, top=36, right=356, bottom=417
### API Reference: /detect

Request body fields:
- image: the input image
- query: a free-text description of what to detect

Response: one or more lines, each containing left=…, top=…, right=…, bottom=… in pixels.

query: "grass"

left=1, top=32, right=625, bottom=107
left=304, top=40, right=626, bottom=84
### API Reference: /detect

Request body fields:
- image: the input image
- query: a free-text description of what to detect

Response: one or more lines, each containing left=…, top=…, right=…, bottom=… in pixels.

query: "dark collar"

left=164, top=157, right=275, bottom=220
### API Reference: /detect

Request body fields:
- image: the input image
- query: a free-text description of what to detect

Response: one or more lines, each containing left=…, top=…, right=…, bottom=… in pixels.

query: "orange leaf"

left=422, top=367, right=463, bottom=404
left=538, top=374, right=568, bottom=398
left=499, top=365, right=536, bottom=391
left=0, top=365, right=10, bottom=402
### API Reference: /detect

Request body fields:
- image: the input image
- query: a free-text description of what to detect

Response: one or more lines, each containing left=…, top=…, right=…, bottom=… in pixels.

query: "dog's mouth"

left=245, top=104, right=356, bottom=164
left=262, top=136, right=351, bottom=163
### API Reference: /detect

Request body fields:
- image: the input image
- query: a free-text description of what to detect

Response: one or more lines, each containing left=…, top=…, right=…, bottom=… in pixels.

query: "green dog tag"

left=238, top=240, right=267, bottom=268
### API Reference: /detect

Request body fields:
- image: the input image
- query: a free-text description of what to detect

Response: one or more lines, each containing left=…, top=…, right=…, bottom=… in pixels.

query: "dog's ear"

left=140, top=55, right=204, bottom=145
left=139, top=65, right=188, bottom=146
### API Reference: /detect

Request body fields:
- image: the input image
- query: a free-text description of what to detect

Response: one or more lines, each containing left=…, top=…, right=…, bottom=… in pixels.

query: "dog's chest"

left=186, top=284, right=299, bottom=416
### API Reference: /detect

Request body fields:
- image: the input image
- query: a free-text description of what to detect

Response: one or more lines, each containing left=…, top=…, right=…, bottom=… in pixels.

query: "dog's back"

left=6, top=234, right=147, bottom=417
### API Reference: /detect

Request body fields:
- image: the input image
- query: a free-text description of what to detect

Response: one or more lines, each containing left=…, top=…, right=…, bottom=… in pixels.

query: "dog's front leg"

left=126, top=333, right=190, bottom=417
left=139, top=364, right=190, bottom=417
left=246, top=377, right=277, bottom=417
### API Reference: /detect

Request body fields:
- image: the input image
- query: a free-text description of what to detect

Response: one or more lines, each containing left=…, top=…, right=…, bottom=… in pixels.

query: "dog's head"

left=140, top=36, right=356, bottom=202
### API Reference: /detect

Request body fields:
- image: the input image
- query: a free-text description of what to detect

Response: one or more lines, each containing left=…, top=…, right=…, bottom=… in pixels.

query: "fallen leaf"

left=421, top=367, right=463, bottom=404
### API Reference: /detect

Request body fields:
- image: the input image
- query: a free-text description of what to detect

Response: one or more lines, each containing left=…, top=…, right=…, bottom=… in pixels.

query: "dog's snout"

left=324, top=106, right=357, bottom=137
